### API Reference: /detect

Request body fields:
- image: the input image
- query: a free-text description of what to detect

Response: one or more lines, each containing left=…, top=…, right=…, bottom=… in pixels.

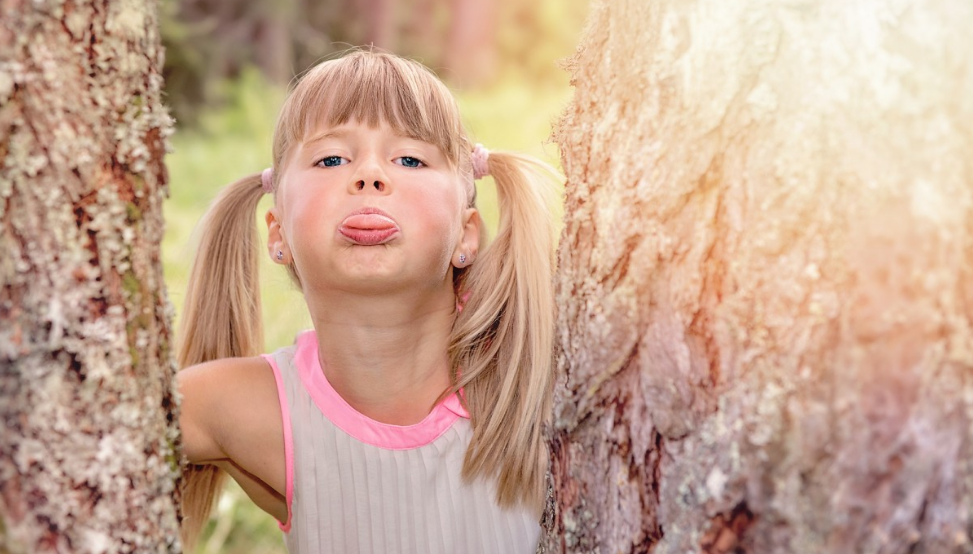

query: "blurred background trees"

left=160, top=0, right=588, bottom=127
left=159, top=1, right=588, bottom=551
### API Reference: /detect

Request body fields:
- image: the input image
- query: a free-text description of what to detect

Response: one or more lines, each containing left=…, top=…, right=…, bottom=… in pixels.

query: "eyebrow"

left=303, top=128, right=351, bottom=146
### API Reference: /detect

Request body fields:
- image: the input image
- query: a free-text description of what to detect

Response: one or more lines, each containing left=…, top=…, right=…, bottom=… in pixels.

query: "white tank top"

left=263, top=331, right=542, bottom=554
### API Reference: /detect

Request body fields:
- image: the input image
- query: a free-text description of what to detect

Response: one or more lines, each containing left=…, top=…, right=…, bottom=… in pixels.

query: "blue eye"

left=316, top=155, right=346, bottom=167
left=396, top=156, right=425, bottom=168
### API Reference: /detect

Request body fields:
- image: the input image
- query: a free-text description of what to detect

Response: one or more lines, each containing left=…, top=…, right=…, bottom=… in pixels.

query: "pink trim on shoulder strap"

left=442, top=390, right=470, bottom=418
left=261, top=353, right=294, bottom=533
left=294, top=331, right=468, bottom=450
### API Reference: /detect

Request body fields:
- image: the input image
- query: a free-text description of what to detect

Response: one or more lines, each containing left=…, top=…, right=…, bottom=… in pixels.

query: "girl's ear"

left=265, top=207, right=290, bottom=264
left=453, top=208, right=482, bottom=267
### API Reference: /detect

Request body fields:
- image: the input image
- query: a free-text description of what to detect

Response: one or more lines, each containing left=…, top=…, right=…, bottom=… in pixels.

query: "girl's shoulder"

left=178, top=355, right=289, bottom=520
left=178, top=355, right=282, bottom=464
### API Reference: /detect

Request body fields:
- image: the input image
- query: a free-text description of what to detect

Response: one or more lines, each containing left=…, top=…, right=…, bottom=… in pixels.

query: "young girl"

left=175, top=50, right=558, bottom=553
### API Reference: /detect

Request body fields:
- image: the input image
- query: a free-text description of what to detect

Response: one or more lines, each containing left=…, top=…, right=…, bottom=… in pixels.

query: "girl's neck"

left=305, top=288, right=455, bottom=426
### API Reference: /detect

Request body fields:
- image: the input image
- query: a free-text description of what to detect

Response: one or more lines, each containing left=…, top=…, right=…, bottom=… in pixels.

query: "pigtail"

left=450, top=151, right=559, bottom=515
left=177, top=173, right=267, bottom=548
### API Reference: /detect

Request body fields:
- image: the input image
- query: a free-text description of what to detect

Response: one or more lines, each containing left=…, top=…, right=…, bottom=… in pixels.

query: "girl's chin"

left=308, top=265, right=408, bottom=291
left=307, top=264, right=451, bottom=298
left=338, top=228, right=400, bottom=245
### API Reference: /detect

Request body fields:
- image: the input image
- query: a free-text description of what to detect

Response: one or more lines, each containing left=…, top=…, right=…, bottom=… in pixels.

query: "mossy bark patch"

left=0, top=1, right=181, bottom=552
left=544, top=1, right=973, bottom=552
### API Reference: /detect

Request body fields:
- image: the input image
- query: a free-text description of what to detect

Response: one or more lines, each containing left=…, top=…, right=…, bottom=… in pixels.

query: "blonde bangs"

left=272, top=51, right=468, bottom=171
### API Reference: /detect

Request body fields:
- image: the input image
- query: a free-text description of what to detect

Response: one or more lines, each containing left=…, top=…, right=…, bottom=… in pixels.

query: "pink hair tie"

left=471, top=144, right=490, bottom=180
left=261, top=167, right=274, bottom=193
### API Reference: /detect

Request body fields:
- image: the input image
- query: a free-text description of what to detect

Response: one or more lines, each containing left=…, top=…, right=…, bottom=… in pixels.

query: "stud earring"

left=276, top=250, right=284, bottom=261
left=458, top=254, right=467, bottom=264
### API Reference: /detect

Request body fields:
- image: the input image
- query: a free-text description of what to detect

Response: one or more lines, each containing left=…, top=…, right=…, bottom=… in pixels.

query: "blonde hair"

left=177, top=50, right=557, bottom=547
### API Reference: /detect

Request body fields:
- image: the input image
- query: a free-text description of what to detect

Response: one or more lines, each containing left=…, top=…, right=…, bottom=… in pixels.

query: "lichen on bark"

left=545, top=1, right=973, bottom=553
left=0, top=1, right=180, bottom=552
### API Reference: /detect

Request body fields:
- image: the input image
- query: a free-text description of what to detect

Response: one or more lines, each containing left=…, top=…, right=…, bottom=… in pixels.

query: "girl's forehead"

left=300, top=119, right=442, bottom=155
left=304, top=116, right=420, bottom=140
left=306, top=118, right=400, bottom=137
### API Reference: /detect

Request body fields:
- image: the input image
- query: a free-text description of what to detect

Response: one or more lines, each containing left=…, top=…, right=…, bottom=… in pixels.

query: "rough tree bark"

left=545, top=1, right=973, bottom=553
left=0, top=2, right=180, bottom=553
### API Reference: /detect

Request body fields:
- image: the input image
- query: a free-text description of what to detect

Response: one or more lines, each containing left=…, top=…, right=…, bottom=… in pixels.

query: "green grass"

left=163, top=69, right=572, bottom=553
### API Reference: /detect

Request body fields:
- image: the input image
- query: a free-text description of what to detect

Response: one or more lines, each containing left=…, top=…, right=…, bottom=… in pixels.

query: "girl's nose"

left=350, top=154, right=391, bottom=195
left=355, top=180, right=385, bottom=192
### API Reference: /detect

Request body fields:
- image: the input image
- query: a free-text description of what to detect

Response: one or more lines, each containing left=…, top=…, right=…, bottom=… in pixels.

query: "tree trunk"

left=0, top=2, right=180, bottom=553
left=401, top=0, right=442, bottom=70
left=254, top=3, right=297, bottom=87
left=443, top=0, right=498, bottom=86
left=357, top=0, right=397, bottom=51
left=544, top=1, right=973, bottom=553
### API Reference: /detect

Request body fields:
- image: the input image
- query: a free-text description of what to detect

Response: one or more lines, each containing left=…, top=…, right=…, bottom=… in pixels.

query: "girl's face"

left=267, top=119, right=480, bottom=299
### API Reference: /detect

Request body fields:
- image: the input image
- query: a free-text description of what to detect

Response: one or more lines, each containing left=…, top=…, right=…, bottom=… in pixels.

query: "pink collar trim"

left=295, top=331, right=469, bottom=450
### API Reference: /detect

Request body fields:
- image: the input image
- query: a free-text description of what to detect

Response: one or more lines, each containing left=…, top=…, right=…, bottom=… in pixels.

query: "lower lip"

left=339, top=227, right=399, bottom=245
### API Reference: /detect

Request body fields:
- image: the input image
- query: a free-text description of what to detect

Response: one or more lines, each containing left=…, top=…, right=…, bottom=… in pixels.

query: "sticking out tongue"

left=339, top=214, right=399, bottom=245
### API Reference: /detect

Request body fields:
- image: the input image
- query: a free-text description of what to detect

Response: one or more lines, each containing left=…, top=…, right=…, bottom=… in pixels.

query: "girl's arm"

left=177, top=357, right=288, bottom=522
